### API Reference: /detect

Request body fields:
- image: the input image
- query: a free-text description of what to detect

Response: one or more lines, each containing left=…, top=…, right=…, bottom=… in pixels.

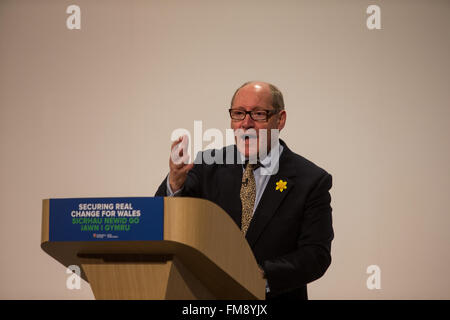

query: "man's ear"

left=277, top=110, right=286, bottom=130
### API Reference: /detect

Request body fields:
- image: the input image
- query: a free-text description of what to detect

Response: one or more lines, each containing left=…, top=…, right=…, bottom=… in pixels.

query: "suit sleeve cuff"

left=166, top=175, right=183, bottom=197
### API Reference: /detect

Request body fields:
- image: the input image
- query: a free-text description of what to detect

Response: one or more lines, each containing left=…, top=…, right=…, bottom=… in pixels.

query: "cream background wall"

left=0, top=0, right=449, bottom=299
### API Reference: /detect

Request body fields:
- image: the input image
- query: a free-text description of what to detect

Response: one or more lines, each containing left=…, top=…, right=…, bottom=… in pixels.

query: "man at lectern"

left=155, top=81, right=334, bottom=300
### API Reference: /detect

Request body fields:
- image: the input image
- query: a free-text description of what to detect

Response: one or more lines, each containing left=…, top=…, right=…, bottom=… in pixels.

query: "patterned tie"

left=240, top=163, right=257, bottom=235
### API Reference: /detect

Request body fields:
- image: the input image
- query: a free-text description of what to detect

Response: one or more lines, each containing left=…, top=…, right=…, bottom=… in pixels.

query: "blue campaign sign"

left=49, top=197, right=164, bottom=241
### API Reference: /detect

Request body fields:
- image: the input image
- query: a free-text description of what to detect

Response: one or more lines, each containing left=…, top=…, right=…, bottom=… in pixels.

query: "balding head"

left=230, top=81, right=285, bottom=112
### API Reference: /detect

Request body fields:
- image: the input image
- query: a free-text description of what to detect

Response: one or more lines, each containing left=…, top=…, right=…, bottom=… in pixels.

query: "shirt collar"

left=239, top=139, right=284, bottom=169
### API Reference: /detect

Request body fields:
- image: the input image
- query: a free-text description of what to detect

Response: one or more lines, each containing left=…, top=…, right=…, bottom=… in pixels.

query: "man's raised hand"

left=169, top=135, right=194, bottom=193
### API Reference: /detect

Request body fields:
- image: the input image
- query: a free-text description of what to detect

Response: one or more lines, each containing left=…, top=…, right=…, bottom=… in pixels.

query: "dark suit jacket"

left=155, top=139, right=334, bottom=300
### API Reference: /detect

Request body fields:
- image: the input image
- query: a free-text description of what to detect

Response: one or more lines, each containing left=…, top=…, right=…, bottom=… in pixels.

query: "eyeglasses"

left=228, top=108, right=279, bottom=122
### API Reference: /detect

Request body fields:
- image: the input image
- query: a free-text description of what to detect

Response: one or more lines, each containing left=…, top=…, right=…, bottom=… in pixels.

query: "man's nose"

left=241, top=113, right=255, bottom=129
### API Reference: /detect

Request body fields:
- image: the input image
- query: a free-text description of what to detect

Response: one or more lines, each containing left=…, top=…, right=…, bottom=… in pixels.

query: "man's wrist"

left=166, top=176, right=183, bottom=196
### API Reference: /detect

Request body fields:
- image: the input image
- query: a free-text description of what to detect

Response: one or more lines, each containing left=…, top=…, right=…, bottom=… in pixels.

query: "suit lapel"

left=245, top=141, right=296, bottom=247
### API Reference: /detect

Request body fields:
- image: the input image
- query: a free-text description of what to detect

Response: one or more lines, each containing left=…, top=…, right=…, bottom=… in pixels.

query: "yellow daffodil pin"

left=275, top=180, right=287, bottom=192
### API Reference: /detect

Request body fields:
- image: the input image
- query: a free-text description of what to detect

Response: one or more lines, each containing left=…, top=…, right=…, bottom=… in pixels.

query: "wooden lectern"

left=41, top=197, right=265, bottom=300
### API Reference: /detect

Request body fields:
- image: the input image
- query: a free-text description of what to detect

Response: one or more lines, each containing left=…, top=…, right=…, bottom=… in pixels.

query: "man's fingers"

left=182, top=163, right=194, bottom=173
left=169, top=135, right=191, bottom=192
left=170, top=135, right=190, bottom=163
left=170, top=152, right=191, bottom=170
left=171, top=136, right=183, bottom=148
left=171, top=135, right=189, bottom=149
left=171, top=150, right=190, bottom=166
left=180, top=153, right=190, bottom=164
left=170, top=143, right=184, bottom=165
left=178, top=135, right=189, bottom=157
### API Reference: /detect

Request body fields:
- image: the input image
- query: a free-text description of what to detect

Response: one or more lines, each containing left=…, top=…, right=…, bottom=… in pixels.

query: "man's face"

left=231, top=83, right=286, bottom=158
